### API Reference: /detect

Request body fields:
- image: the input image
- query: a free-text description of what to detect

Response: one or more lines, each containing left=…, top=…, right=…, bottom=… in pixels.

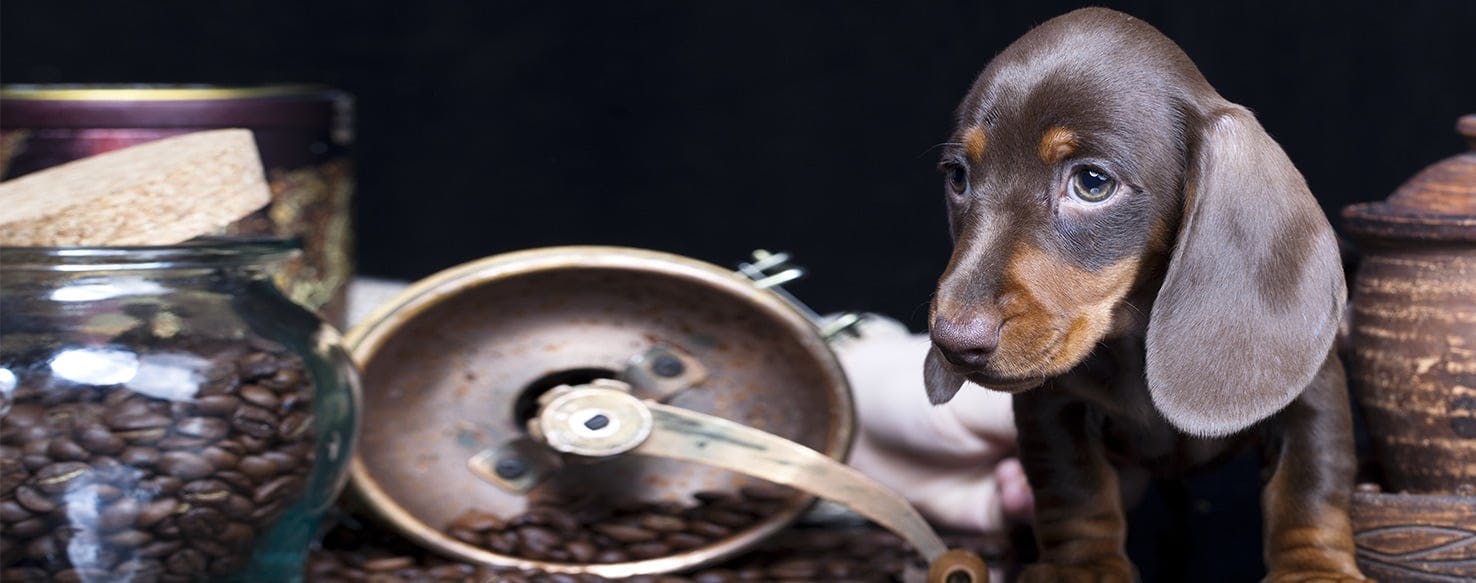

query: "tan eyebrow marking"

left=1039, top=126, right=1079, bottom=164
left=963, top=126, right=988, bottom=164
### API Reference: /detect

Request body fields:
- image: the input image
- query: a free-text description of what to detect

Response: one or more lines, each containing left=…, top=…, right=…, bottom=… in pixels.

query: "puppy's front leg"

left=1014, top=390, right=1135, bottom=583
left=1262, top=354, right=1367, bottom=582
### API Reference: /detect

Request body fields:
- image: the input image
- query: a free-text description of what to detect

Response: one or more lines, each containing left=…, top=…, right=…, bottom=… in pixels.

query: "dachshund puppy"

left=925, top=8, right=1365, bottom=582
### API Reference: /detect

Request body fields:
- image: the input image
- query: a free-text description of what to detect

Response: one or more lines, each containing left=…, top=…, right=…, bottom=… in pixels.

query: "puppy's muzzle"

left=930, top=311, right=1002, bottom=369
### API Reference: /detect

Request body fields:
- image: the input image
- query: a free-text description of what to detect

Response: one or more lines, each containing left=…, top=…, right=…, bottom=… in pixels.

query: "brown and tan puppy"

left=925, top=8, right=1366, bottom=582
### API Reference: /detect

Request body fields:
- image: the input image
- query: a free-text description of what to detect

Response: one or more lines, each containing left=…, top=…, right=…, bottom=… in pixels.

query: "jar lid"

left=342, top=246, right=854, bottom=577
left=1343, top=115, right=1476, bottom=242
left=0, top=84, right=349, bottom=129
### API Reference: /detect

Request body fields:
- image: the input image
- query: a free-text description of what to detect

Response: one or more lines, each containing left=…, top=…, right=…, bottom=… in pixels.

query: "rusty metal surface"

left=343, top=246, right=853, bottom=574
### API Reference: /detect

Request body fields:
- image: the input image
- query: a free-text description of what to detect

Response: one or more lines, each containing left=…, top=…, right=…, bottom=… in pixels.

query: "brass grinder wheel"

left=344, top=247, right=986, bottom=581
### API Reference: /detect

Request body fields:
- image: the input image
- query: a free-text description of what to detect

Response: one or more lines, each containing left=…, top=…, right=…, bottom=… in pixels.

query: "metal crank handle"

left=636, top=402, right=989, bottom=583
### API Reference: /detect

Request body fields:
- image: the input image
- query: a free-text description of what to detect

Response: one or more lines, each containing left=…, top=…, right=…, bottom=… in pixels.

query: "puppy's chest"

left=1059, top=349, right=1245, bottom=475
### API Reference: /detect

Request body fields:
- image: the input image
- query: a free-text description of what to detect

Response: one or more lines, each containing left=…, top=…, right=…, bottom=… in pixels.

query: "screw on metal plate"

left=735, top=250, right=865, bottom=342
left=622, top=344, right=708, bottom=402
left=467, top=437, right=563, bottom=494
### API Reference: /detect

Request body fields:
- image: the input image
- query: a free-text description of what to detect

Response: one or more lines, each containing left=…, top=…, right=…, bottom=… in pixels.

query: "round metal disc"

left=344, top=246, right=854, bottom=576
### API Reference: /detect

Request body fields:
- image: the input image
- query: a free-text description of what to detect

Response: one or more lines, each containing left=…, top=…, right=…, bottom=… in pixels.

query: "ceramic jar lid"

left=1344, top=115, right=1476, bottom=241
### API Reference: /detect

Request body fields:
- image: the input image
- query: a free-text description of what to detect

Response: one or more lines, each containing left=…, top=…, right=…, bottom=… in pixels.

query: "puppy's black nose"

left=931, top=313, right=1002, bottom=368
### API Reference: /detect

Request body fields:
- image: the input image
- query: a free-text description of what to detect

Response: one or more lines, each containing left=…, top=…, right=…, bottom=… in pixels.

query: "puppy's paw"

left=1264, top=571, right=1370, bottom=583
left=1019, top=560, right=1135, bottom=583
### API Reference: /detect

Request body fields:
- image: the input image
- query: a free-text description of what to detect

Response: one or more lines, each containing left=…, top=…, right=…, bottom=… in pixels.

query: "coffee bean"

left=214, top=470, right=253, bottom=493
left=138, top=540, right=182, bottom=559
left=137, top=498, right=180, bottom=527
left=104, top=529, right=151, bottom=547
left=627, top=541, right=671, bottom=559
left=165, top=548, right=207, bottom=575
left=24, top=534, right=59, bottom=561
left=200, top=445, right=240, bottom=470
left=237, top=353, right=277, bottom=379
left=594, top=524, right=658, bottom=543
left=116, top=559, right=165, bottom=580
left=639, top=514, right=686, bottom=533
left=193, top=395, right=240, bottom=417
left=766, top=558, right=819, bottom=578
left=177, top=507, right=226, bottom=539
left=33, top=461, right=89, bottom=494
left=687, top=521, right=732, bottom=539
left=15, top=485, right=57, bottom=513
left=10, top=517, right=49, bottom=537
left=230, top=406, right=278, bottom=439
left=449, top=527, right=483, bottom=546
left=1, top=499, right=34, bottom=522
left=190, top=536, right=232, bottom=558
left=665, top=532, right=706, bottom=550
left=595, top=549, right=629, bottom=563
left=449, top=509, right=504, bottom=532
left=157, top=451, right=214, bottom=481
left=252, top=475, right=302, bottom=505
left=238, top=385, right=280, bottom=410
left=181, top=479, right=233, bottom=506
left=363, top=557, right=415, bottom=572
left=107, top=410, right=170, bottom=432
left=76, top=427, right=124, bottom=456
left=215, top=522, right=253, bottom=549
left=119, top=446, right=159, bottom=467
left=97, top=499, right=140, bottom=532
left=261, top=368, right=303, bottom=390
left=222, top=494, right=254, bottom=520
left=566, top=541, right=598, bottom=563
left=157, top=435, right=213, bottom=450
left=279, top=412, right=314, bottom=440
left=176, top=417, right=229, bottom=440
left=518, top=526, right=562, bottom=555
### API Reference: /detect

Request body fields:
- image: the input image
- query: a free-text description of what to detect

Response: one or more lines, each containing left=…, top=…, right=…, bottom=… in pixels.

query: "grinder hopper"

left=345, top=246, right=987, bottom=581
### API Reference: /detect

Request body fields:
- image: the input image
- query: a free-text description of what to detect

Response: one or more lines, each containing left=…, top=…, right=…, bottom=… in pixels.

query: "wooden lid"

left=1344, top=115, right=1476, bottom=242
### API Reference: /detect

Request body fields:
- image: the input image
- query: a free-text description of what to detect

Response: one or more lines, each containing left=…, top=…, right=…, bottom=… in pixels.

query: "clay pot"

left=1350, top=486, right=1476, bottom=581
left=1343, top=115, right=1476, bottom=495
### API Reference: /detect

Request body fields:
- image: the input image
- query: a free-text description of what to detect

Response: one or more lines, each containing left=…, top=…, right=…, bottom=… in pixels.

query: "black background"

left=4, top=1, right=1474, bottom=581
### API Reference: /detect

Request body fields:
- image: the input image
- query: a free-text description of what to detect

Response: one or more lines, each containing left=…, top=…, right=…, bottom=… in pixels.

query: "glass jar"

left=0, top=239, right=361, bottom=582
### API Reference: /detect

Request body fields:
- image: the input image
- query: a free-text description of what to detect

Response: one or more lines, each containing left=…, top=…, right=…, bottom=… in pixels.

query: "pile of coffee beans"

left=0, top=337, right=317, bottom=582
left=441, top=486, right=791, bottom=564
left=311, top=516, right=947, bottom=582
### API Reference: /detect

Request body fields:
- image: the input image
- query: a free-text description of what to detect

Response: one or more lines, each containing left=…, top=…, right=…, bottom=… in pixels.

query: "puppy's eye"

left=944, top=164, right=968, bottom=194
left=1070, top=167, right=1117, bottom=203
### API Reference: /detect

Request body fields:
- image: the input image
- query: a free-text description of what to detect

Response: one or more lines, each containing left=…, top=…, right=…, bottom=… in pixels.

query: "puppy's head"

left=925, top=8, right=1345, bottom=437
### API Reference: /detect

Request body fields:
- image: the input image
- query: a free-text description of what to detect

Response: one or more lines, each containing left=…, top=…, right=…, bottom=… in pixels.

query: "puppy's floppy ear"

left=924, top=345, right=968, bottom=404
left=1145, top=107, right=1345, bottom=437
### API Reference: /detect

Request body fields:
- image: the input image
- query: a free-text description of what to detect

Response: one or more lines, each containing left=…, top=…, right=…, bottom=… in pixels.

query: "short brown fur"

left=1038, top=126, right=1078, bottom=164
left=926, top=8, right=1363, bottom=582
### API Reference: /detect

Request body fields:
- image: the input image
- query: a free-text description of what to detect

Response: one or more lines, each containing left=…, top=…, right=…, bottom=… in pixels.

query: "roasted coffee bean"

left=138, top=540, right=183, bottom=559
left=665, top=532, right=706, bottom=550
left=119, top=446, right=159, bottom=467
left=1, top=499, right=34, bottom=521
left=230, top=405, right=278, bottom=439
left=156, top=451, right=214, bottom=480
left=200, top=445, right=240, bottom=470
left=157, top=435, right=213, bottom=450
left=76, top=426, right=125, bottom=455
left=261, top=368, right=303, bottom=390
left=701, top=509, right=752, bottom=529
left=237, top=353, right=276, bottom=379
left=165, top=548, right=208, bottom=575
left=15, top=485, right=57, bottom=513
left=33, top=461, right=89, bottom=494
left=279, top=412, right=314, bottom=440
left=192, top=395, right=240, bottom=417
left=107, top=409, right=171, bottom=432
left=687, top=521, right=731, bottom=539
left=626, top=542, right=671, bottom=559
left=140, top=475, right=183, bottom=496
left=136, top=498, right=180, bottom=527
left=214, top=470, right=254, bottom=493
left=10, top=517, right=49, bottom=537
left=45, top=437, right=89, bottom=461
left=181, top=479, right=233, bottom=506
left=363, top=557, right=416, bottom=572
left=449, top=527, right=483, bottom=546
left=594, top=523, right=658, bottom=543
left=253, top=475, right=302, bottom=505
left=566, top=540, right=598, bottom=563
left=238, top=385, right=280, bottom=410
left=222, top=494, right=254, bottom=520
left=595, top=549, right=629, bottom=563
left=449, top=509, right=504, bottom=532
left=177, top=507, right=226, bottom=539
left=639, top=514, right=686, bottom=533
left=104, top=529, right=152, bottom=547
left=190, top=536, right=232, bottom=558
left=175, top=417, right=229, bottom=440
left=97, top=498, right=140, bottom=532
left=518, top=526, right=562, bottom=555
